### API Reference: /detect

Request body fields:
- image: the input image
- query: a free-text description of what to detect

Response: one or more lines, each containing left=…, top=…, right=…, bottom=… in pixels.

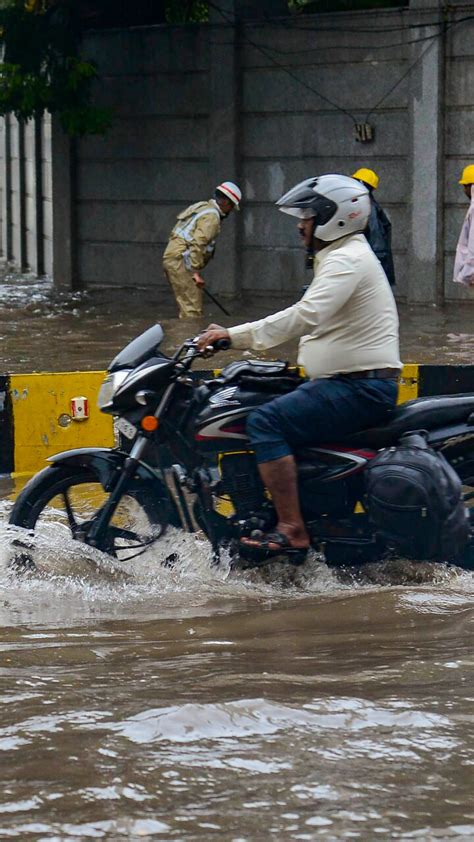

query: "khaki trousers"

left=163, top=255, right=203, bottom=319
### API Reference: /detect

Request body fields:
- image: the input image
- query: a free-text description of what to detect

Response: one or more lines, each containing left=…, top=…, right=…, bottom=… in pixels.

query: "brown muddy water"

left=0, top=273, right=474, bottom=840
left=0, top=272, right=473, bottom=372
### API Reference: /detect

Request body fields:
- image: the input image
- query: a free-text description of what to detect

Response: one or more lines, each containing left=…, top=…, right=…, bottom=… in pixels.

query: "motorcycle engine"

left=219, top=452, right=265, bottom=518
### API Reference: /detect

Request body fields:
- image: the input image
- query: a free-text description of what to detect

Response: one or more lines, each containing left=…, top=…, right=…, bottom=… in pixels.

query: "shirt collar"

left=313, top=233, right=357, bottom=268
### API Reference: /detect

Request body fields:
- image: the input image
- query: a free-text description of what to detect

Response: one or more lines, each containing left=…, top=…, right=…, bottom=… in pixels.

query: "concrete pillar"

left=208, top=0, right=240, bottom=298
left=18, top=120, right=29, bottom=271
left=34, top=116, right=45, bottom=276
left=0, top=120, right=4, bottom=261
left=0, top=115, right=13, bottom=262
left=51, top=116, right=77, bottom=290
left=407, top=4, right=445, bottom=304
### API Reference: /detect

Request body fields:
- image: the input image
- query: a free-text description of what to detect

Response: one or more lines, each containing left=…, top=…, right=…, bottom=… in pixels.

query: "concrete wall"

left=1, top=1, right=474, bottom=305
left=73, top=11, right=414, bottom=302
left=76, top=26, right=215, bottom=292
left=239, top=10, right=411, bottom=299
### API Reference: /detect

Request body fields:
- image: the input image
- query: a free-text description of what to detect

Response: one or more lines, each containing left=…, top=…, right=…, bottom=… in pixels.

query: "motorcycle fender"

left=47, top=447, right=164, bottom=492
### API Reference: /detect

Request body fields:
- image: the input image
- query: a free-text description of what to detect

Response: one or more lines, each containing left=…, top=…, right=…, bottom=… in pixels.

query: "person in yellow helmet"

left=352, top=168, right=396, bottom=287
left=163, top=182, right=241, bottom=319
left=453, top=165, right=474, bottom=288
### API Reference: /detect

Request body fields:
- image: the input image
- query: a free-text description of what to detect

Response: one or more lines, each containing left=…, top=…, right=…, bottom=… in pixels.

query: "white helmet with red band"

left=216, top=181, right=242, bottom=209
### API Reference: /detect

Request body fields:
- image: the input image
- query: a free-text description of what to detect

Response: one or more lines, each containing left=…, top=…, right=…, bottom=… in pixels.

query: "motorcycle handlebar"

left=212, top=338, right=231, bottom=351
left=181, top=335, right=231, bottom=364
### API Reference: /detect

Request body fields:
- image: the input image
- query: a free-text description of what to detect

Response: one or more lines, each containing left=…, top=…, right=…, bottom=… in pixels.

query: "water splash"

left=1, top=493, right=473, bottom=630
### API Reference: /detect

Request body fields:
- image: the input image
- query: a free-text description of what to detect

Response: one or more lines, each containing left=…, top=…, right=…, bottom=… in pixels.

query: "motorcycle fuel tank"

left=193, top=384, right=270, bottom=452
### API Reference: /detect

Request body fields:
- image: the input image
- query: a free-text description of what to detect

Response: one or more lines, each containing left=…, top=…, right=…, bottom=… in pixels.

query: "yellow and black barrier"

left=0, top=372, right=115, bottom=477
left=0, top=364, right=473, bottom=477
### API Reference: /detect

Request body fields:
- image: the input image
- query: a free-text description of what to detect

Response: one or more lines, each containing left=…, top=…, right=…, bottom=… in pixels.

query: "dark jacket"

left=365, top=197, right=396, bottom=287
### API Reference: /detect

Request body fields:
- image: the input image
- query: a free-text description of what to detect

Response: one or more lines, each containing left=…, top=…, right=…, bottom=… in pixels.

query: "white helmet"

left=276, top=174, right=370, bottom=242
left=216, top=181, right=242, bottom=209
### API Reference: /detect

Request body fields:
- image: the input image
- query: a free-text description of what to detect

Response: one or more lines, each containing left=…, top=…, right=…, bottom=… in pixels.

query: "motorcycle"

left=9, top=324, right=474, bottom=570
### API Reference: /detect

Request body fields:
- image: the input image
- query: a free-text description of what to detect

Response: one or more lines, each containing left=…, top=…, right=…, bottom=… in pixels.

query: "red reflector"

left=141, top=416, right=159, bottom=432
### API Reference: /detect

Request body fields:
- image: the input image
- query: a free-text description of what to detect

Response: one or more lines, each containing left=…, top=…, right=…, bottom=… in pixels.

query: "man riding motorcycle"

left=198, top=174, right=402, bottom=560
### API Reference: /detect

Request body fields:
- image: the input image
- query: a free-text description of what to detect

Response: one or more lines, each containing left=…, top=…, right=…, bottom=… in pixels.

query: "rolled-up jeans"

left=246, top=376, right=398, bottom=464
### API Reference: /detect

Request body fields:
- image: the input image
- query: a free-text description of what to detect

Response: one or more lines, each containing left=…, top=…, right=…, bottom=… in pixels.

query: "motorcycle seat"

left=296, top=394, right=474, bottom=461
left=217, top=359, right=289, bottom=384
left=340, top=393, right=474, bottom=449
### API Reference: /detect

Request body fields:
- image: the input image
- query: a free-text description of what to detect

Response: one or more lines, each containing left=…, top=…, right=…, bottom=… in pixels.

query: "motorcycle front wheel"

left=9, top=464, right=172, bottom=562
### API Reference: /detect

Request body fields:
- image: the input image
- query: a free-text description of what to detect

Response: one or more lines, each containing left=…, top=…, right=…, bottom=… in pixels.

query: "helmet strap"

left=304, top=217, right=317, bottom=269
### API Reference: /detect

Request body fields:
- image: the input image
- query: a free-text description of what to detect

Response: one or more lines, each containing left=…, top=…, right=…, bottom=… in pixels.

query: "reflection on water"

left=1, top=495, right=474, bottom=840
left=0, top=271, right=473, bottom=373
left=1, top=273, right=474, bottom=838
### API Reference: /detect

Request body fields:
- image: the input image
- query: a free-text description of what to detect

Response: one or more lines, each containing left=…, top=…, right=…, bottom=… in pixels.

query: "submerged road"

left=0, top=274, right=473, bottom=839
left=0, top=273, right=473, bottom=372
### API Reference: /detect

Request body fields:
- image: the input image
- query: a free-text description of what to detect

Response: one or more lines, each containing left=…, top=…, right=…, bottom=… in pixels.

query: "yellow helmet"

left=459, top=165, right=474, bottom=185
left=351, top=167, right=379, bottom=190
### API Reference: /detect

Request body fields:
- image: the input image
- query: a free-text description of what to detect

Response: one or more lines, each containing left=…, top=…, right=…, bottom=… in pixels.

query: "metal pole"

left=203, top=286, right=231, bottom=317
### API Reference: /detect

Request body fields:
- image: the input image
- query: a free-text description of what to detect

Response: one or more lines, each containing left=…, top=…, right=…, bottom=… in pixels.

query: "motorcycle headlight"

left=97, top=370, right=132, bottom=409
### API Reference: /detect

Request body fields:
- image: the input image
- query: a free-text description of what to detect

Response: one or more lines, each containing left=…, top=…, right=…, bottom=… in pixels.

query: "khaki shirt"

left=228, top=233, right=402, bottom=380
left=164, top=200, right=222, bottom=272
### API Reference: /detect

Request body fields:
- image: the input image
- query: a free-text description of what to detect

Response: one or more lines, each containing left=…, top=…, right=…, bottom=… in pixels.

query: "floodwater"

left=0, top=506, right=473, bottom=841
left=0, top=272, right=473, bottom=372
left=1, top=272, right=474, bottom=840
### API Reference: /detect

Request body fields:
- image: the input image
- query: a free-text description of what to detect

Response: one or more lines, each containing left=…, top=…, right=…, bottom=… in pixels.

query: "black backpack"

left=364, top=431, right=469, bottom=561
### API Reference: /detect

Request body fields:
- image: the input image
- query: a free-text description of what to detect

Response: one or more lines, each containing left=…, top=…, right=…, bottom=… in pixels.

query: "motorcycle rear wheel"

left=448, top=447, right=474, bottom=569
left=9, top=464, right=171, bottom=563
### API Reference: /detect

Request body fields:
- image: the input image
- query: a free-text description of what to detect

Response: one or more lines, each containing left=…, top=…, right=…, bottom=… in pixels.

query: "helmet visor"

left=277, top=180, right=337, bottom=226
left=279, top=206, right=317, bottom=219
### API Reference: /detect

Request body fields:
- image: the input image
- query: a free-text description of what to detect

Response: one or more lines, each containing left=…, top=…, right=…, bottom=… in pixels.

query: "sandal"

left=239, top=531, right=309, bottom=564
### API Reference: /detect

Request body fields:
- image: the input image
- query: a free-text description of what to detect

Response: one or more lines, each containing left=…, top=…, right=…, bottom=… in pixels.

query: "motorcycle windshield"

left=109, top=324, right=166, bottom=371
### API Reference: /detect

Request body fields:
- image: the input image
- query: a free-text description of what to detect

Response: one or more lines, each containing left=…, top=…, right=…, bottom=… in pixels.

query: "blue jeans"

left=247, top=376, right=398, bottom=464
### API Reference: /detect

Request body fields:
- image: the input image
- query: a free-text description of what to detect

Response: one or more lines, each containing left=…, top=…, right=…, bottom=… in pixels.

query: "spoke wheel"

left=446, top=447, right=474, bottom=569
left=10, top=465, right=170, bottom=562
left=450, top=448, right=474, bottom=485
left=448, top=448, right=474, bottom=511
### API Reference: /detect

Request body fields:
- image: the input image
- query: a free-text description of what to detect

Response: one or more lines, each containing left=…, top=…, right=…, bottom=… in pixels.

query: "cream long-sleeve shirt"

left=228, top=233, right=402, bottom=380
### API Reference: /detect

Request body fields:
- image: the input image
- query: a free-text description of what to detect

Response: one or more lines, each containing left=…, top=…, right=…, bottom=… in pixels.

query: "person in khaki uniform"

left=163, top=181, right=242, bottom=318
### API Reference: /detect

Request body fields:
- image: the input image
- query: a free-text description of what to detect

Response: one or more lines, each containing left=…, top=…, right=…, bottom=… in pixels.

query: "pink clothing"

left=453, top=185, right=474, bottom=287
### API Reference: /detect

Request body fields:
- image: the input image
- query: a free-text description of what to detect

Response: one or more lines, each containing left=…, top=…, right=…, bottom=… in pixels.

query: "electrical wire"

left=213, top=29, right=443, bottom=53
left=262, top=20, right=423, bottom=33
left=260, top=17, right=415, bottom=34
left=208, top=0, right=358, bottom=124
left=234, top=11, right=474, bottom=34
left=256, top=13, right=474, bottom=52
left=207, top=0, right=472, bottom=127
left=363, top=12, right=474, bottom=119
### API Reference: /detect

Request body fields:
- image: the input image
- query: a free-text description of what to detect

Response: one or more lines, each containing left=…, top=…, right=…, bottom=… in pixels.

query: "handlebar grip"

left=213, top=338, right=231, bottom=351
